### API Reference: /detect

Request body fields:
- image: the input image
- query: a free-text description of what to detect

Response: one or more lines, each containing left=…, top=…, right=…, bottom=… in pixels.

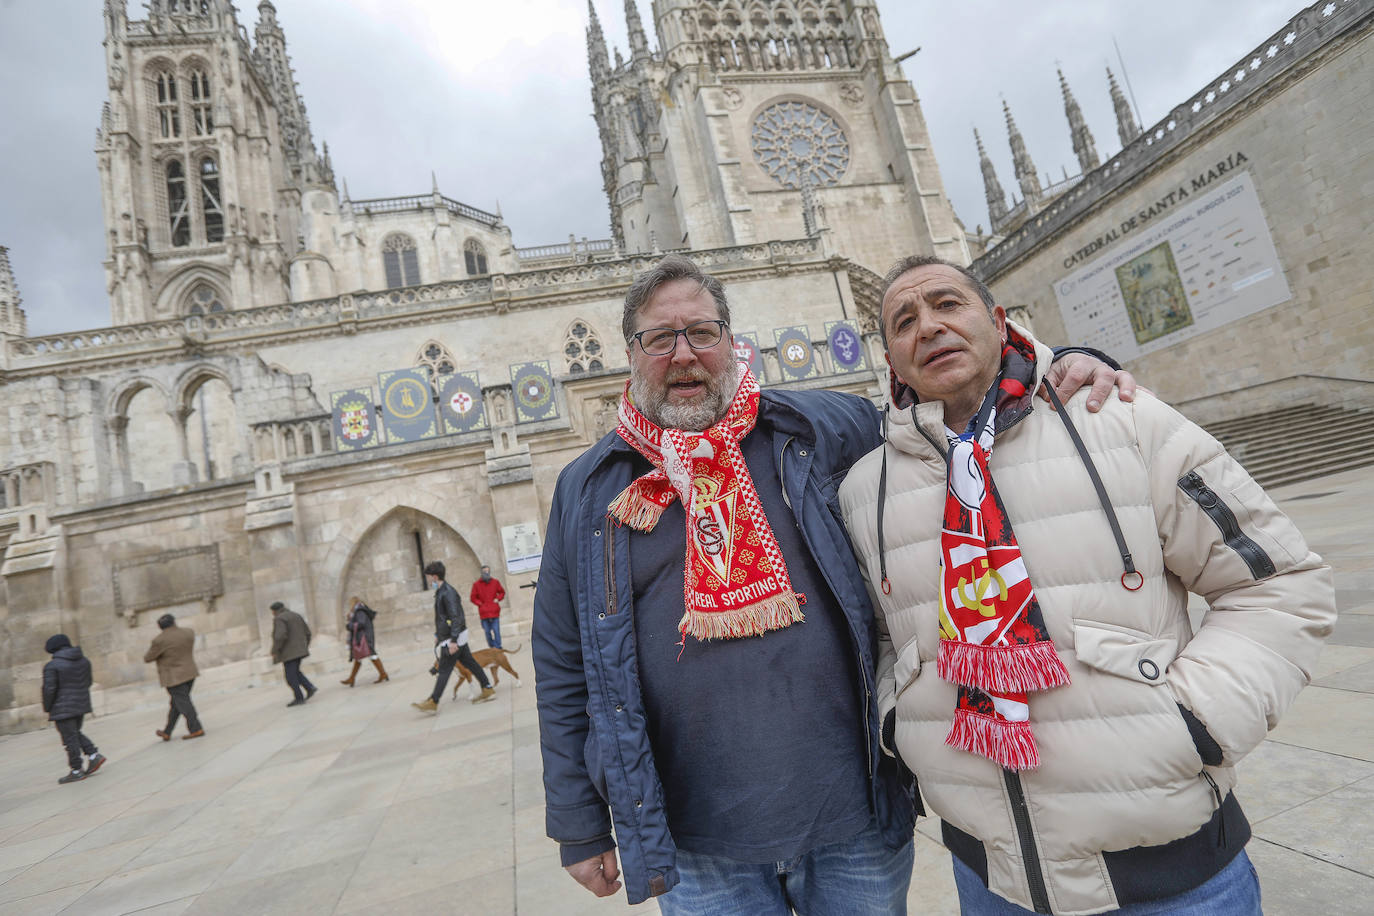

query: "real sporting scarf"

left=610, top=367, right=803, bottom=643
left=937, top=334, right=1070, bottom=770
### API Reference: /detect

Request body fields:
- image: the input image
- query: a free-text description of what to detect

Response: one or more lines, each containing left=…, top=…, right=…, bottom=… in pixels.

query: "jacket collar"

left=885, top=319, right=1053, bottom=460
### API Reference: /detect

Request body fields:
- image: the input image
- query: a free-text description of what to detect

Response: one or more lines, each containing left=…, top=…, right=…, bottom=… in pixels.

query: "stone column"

left=242, top=464, right=316, bottom=676
left=483, top=432, right=543, bottom=626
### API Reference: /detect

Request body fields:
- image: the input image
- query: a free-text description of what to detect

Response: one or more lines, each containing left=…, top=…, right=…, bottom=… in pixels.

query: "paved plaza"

left=1, top=467, right=1371, bottom=915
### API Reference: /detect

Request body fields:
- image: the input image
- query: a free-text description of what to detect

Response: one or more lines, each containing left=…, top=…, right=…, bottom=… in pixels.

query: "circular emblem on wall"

left=515, top=372, right=551, bottom=410
left=782, top=342, right=809, bottom=368
left=449, top=390, right=475, bottom=415
left=722, top=86, right=744, bottom=110
left=383, top=377, right=429, bottom=420
left=750, top=101, right=850, bottom=189
left=732, top=335, right=758, bottom=367
left=838, top=83, right=864, bottom=107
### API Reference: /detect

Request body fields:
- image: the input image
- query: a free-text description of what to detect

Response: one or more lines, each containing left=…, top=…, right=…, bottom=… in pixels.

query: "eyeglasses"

left=631, top=319, right=728, bottom=356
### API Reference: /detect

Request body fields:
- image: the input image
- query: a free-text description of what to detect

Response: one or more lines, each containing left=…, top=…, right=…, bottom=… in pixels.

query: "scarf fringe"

left=937, top=640, right=1071, bottom=694
left=680, top=594, right=804, bottom=641
left=946, top=709, right=1041, bottom=771
left=608, top=486, right=666, bottom=532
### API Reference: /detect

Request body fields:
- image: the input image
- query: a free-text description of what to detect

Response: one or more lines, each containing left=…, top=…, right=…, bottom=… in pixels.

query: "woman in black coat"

left=340, top=597, right=388, bottom=685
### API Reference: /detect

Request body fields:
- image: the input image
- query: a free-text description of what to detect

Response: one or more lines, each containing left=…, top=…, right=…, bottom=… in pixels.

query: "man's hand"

left=447, top=640, right=459, bottom=656
left=565, top=849, right=622, bottom=897
left=1043, top=352, right=1138, bottom=412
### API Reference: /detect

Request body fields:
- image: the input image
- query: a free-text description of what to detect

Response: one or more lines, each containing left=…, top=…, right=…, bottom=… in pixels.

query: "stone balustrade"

left=0, top=461, right=55, bottom=509
left=974, top=0, right=1368, bottom=282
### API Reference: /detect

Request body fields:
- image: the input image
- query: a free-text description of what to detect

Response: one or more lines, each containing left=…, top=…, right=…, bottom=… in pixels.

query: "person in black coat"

left=412, top=561, right=495, bottom=712
left=340, top=596, right=389, bottom=686
left=42, top=634, right=106, bottom=784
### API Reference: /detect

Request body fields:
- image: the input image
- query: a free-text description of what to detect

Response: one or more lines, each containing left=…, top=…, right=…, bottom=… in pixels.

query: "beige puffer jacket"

left=838, top=327, right=1335, bottom=915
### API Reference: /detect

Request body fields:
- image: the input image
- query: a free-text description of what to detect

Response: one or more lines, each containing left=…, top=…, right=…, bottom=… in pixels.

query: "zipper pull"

left=1201, top=771, right=1226, bottom=848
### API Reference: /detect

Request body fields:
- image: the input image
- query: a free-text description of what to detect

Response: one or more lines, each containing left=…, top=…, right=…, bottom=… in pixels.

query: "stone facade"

left=973, top=0, right=1374, bottom=425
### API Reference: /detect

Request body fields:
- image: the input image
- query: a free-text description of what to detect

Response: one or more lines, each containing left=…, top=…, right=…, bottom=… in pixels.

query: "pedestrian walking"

left=340, top=596, right=388, bottom=685
left=144, top=613, right=204, bottom=739
left=413, top=560, right=495, bottom=712
left=270, top=601, right=317, bottom=707
left=469, top=565, right=506, bottom=648
left=42, top=634, right=106, bottom=784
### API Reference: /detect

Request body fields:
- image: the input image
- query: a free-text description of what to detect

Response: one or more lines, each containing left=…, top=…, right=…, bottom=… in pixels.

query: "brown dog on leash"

left=451, top=644, right=523, bottom=698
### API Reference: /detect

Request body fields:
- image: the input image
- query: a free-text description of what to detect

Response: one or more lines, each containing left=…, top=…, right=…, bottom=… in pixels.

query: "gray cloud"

left=0, top=1, right=1306, bottom=336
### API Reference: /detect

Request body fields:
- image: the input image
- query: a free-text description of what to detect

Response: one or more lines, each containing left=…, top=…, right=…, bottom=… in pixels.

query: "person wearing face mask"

left=340, top=596, right=388, bottom=686
left=469, top=565, right=507, bottom=649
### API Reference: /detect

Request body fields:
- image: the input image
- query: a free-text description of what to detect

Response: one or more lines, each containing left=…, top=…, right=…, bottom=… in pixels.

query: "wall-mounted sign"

left=774, top=327, right=818, bottom=380
left=1053, top=171, right=1290, bottom=361
left=330, top=387, right=378, bottom=451
left=439, top=371, right=487, bottom=434
left=732, top=333, right=765, bottom=381
left=501, top=521, right=543, bottom=574
left=511, top=362, right=557, bottom=423
left=378, top=368, right=438, bottom=444
left=825, top=321, right=866, bottom=372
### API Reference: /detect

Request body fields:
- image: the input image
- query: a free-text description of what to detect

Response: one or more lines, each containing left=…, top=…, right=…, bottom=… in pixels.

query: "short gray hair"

left=622, top=255, right=731, bottom=343
left=879, top=255, right=996, bottom=346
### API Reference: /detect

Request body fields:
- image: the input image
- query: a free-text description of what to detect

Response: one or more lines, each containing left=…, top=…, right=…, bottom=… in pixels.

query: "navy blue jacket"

left=42, top=646, right=94, bottom=721
left=533, top=389, right=918, bottom=904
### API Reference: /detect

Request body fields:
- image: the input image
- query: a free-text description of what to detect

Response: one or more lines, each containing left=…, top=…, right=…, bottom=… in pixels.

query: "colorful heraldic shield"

left=731, top=333, right=766, bottom=382
left=439, top=371, right=487, bottom=434
left=773, top=327, right=818, bottom=381
left=510, top=362, right=557, bottom=423
left=377, top=368, right=438, bottom=444
left=330, top=388, right=378, bottom=451
left=825, top=321, right=866, bottom=372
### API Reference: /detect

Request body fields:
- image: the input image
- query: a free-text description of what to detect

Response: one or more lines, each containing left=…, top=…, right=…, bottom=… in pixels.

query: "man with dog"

left=837, top=256, right=1335, bottom=913
left=532, top=254, right=1133, bottom=912
left=413, top=560, right=496, bottom=711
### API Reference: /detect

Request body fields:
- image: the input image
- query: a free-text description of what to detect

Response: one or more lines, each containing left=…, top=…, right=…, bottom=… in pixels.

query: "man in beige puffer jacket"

left=839, top=256, right=1335, bottom=916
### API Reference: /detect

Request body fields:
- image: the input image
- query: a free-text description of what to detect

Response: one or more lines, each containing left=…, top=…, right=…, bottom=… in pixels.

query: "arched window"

left=463, top=238, right=488, bottom=276
left=166, top=159, right=190, bottom=247
left=415, top=339, right=457, bottom=387
left=189, top=69, right=212, bottom=135
left=382, top=233, right=420, bottom=288
left=156, top=72, right=180, bottom=139
left=186, top=283, right=226, bottom=315
left=200, top=157, right=224, bottom=242
left=563, top=320, right=605, bottom=374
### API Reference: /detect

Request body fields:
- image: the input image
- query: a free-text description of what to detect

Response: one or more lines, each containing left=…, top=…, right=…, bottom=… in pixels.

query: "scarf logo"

left=692, top=477, right=738, bottom=587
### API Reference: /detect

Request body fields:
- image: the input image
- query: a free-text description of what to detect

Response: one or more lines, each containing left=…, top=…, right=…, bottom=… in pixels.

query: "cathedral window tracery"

left=415, top=340, right=457, bottom=388
left=155, top=72, right=181, bottom=139
left=186, top=283, right=226, bottom=315
left=189, top=69, right=213, bottom=136
left=199, top=158, right=224, bottom=243
left=166, top=159, right=191, bottom=247
left=563, top=321, right=605, bottom=374
left=382, top=233, right=421, bottom=288
left=751, top=101, right=850, bottom=188
left=464, top=238, right=489, bottom=276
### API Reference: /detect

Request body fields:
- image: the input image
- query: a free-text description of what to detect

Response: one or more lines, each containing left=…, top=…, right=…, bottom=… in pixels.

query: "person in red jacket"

left=470, top=565, right=506, bottom=649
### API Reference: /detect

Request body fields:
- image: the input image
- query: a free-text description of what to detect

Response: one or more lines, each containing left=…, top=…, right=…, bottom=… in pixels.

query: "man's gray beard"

left=629, top=362, right=740, bottom=431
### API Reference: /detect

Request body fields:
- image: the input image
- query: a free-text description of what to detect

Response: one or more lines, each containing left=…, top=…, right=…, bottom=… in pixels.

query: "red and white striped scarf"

left=609, top=367, right=803, bottom=643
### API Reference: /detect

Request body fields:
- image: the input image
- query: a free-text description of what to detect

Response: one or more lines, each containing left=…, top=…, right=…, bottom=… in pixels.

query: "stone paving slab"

left=0, top=467, right=1369, bottom=914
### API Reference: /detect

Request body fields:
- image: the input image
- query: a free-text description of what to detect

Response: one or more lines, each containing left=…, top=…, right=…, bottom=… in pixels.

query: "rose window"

left=750, top=101, right=849, bottom=188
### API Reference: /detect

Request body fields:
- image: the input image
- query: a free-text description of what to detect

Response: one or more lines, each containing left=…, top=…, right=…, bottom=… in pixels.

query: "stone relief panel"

left=112, top=544, right=223, bottom=625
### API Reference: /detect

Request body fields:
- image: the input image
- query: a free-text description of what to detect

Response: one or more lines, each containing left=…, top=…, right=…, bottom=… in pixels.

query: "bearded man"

left=838, top=256, right=1334, bottom=914
left=532, top=254, right=1130, bottom=912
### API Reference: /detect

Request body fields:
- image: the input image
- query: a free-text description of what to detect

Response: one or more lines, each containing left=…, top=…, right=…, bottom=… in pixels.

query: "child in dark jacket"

left=42, top=634, right=106, bottom=784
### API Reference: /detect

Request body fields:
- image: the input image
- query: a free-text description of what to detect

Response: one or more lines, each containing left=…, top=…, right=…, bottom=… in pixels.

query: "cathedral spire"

left=587, top=0, right=610, bottom=81
left=254, top=0, right=332, bottom=190
left=1059, top=68, right=1100, bottom=174
left=0, top=246, right=28, bottom=338
left=1107, top=67, right=1140, bottom=147
left=1003, top=99, right=1043, bottom=205
left=975, top=128, right=1008, bottom=229
left=624, top=0, right=649, bottom=60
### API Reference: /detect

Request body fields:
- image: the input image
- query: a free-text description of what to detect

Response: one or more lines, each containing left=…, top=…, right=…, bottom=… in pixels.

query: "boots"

left=371, top=658, right=389, bottom=683
left=472, top=686, right=496, bottom=704
left=340, top=661, right=361, bottom=687
left=411, top=698, right=438, bottom=713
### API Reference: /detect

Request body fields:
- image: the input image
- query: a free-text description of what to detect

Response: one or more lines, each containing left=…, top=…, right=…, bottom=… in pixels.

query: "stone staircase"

left=1200, top=402, right=1374, bottom=489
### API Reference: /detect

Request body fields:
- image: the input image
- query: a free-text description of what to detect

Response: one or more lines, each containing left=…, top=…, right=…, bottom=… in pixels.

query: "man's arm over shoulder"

left=533, top=472, right=616, bottom=867
left=1136, top=393, right=1336, bottom=765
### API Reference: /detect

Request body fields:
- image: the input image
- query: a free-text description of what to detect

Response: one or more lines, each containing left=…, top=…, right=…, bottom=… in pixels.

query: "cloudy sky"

left=0, top=0, right=1302, bottom=336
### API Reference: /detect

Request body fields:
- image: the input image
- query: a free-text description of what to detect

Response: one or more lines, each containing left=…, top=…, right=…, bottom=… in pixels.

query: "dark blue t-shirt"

left=628, top=426, right=871, bottom=862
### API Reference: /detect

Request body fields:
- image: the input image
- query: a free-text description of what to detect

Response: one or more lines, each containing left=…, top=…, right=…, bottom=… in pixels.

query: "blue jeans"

left=480, top=617, right=501, bottom=648
left=657, top=821, right=913, bottom=916
left=951, top=848, right=1261, bottom=915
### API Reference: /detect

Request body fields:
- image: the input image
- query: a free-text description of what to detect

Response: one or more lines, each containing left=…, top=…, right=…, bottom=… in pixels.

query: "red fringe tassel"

left=946, top=709, right=1041, bottom=771
left=938, top=640, right=1070, bottom=694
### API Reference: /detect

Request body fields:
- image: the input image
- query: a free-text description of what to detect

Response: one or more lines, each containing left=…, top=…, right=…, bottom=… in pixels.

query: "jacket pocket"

left=893, top=631, right=925, bottom=700
left=583, top=728, right=610, bottom=804
left=1073, top=620, right=1179, bottom=686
